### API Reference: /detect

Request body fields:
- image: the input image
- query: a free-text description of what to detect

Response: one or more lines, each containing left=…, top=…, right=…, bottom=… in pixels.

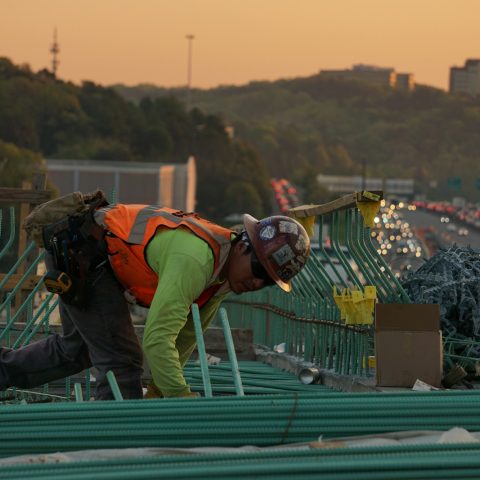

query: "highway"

left=401, top=208, right=480, bottom=250
left=373, top=205, right=480, bottom=277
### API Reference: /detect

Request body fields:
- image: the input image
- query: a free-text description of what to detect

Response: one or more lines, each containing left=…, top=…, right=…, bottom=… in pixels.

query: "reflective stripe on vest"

left=94, top=205, right=233, bottom=307
left=125, top=206, right=232, bottom=278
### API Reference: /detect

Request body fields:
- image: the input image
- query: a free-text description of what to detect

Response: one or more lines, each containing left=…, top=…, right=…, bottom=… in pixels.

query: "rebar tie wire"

left=225, top=299, right=372, bottom=336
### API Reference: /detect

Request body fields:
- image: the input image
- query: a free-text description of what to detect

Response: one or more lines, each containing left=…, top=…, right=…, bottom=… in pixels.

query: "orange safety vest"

left=94, top=205, right=234, bottom=308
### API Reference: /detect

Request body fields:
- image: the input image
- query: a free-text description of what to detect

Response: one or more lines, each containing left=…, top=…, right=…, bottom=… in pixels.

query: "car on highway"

left=458, top=228, right=469, bottom=236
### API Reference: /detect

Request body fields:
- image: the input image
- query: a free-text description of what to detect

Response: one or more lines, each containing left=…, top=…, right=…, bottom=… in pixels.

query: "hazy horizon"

left=2, top=0, right=479, bottom=91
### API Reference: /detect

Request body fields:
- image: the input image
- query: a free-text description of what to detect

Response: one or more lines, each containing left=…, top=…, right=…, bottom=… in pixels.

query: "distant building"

left=450, top=59, right=480, bottom=96
left=46, top=157, right=196, bottom=211
left=395, top=73, right=415, bottom=91
left=320, top=64, right=415, bottom=91
left=317, top=174, right=414, bottom=198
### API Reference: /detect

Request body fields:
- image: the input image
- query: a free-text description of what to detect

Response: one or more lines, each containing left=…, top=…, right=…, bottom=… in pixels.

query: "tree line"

left=116, top=74, right=480, bottom=202
left=0, top=58, right=272, bottom=222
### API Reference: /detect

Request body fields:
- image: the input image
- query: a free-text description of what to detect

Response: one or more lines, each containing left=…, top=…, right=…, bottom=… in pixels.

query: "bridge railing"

left=0, top=181, right=95, bottom=403
left=223, top=191, right=411, bottom=376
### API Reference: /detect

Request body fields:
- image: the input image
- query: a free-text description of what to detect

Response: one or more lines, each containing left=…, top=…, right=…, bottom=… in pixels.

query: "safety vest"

left=94, top=205, right=234, bottom=308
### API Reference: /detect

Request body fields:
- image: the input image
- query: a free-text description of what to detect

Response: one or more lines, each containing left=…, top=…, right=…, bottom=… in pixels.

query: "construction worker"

left=0, top=205, right=310, bottom=400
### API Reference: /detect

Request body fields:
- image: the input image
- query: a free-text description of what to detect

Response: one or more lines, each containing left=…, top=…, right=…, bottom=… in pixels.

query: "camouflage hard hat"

left=243, top=214, right=310, bottom=293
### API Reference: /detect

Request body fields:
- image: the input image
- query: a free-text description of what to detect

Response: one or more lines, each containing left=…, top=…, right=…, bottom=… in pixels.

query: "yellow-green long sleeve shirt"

left=143, top=228, right=229, bottom=397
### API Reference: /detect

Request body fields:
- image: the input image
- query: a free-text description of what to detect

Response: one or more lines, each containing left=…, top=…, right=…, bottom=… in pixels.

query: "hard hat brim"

left=243, top=214, right=292, bottom=293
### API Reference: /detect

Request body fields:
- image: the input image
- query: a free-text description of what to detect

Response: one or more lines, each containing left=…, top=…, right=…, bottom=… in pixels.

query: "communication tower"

left=50, top=28, right=60, bottom=76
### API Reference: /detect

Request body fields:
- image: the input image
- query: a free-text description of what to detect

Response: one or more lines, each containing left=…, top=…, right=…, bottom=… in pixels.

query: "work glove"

left=144, top=381, right=200, bottom=399
left=144, top=381, right=163, bottom=399
left=176, top=392, right=200, bottom=399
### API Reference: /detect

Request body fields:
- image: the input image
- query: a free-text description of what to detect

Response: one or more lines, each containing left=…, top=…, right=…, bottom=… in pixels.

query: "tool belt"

left=24, top=190, right=107, bottom=248
left=39, top=191, right=109, bottom=308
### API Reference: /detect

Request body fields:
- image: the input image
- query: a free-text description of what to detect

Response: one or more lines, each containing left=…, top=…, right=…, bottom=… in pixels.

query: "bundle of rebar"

left=183, top=361, right=331, bottom=394
left=1, top=390, right=480, bottom=457
left=2, top=429, right=480, bottom=479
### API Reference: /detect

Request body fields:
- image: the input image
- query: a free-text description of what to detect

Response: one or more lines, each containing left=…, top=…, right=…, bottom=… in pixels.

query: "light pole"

left=186, top=34, right=195, bottom=110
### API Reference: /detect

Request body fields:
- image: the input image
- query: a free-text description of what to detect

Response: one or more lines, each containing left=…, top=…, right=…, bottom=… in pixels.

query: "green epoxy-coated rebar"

left=3, top=437, right=480, bottom=480
left=0, top=193, right=480, bottom=480
left=353, top=210, right=392, bottom=301
left=2, top=191, right=412, bottom=405
left=14, top=295, right=58, bottom=348
left=106, top=371, right=123, bottom=401
left=182, top=361, right=328, bottom=395
left=218, top=308, right=244, bottom=396
left=4, top=443, right=480, bottom=480
left=331, top=211, right=362, bottom=289
left=3, top=389, right=480, bottom=424
left=191, top=303, right=213, bottom=398
left=2, top=391, right=480, bottom=458
left=318, top=216, right=348, bottom=289
left=224, top=231, right=377, bottom=374
left=304, top=248, right=336, bottom=301
left=2, top=443, right=480, bottom=480
left=348, top=209, right=389, bottom=302
left=354, top=209, right=397, bottom=301
left=361, top=216, right=411, bottom=303
left=7, top=274, right=46, bottom=322
left=0, top=189, right=456, bottom=480
left=85, top=368, right=91, bottom=400
left=0, top=442, right=472, bottom=477
left=0, top=241, right=39, bottom=308
left=74, top=383, right=83, bottom=402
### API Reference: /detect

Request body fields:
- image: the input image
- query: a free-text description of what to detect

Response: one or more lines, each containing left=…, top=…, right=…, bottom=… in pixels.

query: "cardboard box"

left=375, top=304, right=443, bottom=388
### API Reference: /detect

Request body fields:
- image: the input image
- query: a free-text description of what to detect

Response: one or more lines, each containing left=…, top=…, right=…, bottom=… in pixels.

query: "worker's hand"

left=144, top=381, right=163, bottom=399
left=144, top=382, right=200, bottom=399
left=177, top=391, right=200, bottom=399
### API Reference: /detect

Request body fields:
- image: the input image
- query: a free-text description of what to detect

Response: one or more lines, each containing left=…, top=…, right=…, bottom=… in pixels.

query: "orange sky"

left=1, top=0, right=479, bottom=90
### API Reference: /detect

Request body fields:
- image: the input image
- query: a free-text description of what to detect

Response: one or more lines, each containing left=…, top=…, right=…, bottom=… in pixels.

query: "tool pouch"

left=23, top=189, right=108, bottom=248
left=44, top=215, right=106, bottom=308
left=27, top=190, right=109, bottom=308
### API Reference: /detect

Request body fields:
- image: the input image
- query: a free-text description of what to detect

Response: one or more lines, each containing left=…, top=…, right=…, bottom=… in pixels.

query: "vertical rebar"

left=191, top=303, right=213, bottom=398
left=106, top=370, right=124, bottom=401
left=74, top=383, right=83, bottom=402
left=219, top=308, right=244, bottom=396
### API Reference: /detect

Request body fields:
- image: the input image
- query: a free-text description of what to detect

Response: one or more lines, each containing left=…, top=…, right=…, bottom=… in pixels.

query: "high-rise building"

left=450, top=59, right=480, bottom=96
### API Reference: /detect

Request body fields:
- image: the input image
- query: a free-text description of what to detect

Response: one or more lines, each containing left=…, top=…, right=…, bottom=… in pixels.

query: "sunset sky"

left=1, top=0, right=479, bottom=90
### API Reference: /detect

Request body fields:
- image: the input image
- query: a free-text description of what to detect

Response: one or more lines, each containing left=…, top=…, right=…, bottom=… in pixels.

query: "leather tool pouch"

left=23, top=189, right=108, bottom=248
left=28, top=190, right=109, bottom=308
left=43, top=212, right=108, bottom=308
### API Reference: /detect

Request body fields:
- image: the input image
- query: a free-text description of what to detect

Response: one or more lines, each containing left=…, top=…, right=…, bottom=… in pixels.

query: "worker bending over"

left=0, top=204, right=310, bottom=399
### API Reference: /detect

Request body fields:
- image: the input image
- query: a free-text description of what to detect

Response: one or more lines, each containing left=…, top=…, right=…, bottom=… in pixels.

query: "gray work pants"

left=0, top=263, right=144, bottom=400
